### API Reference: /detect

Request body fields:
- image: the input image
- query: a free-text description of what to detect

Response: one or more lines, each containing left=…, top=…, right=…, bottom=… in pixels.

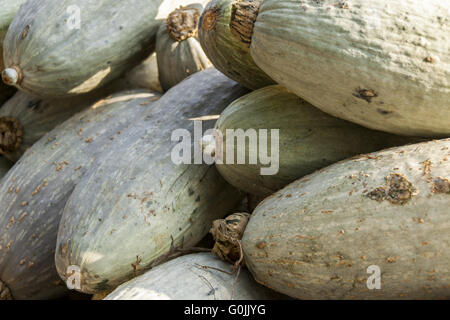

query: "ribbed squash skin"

left=156, top=4, right=212, bottom=91
left=0, top=90, right=160, bottom=300
left=215, top=85, right=420, bottom=197
left=105, top=253, right=283, bottom=300
left=2, top=0, right=205, bottom=97
left=0, top=156, right=12, bottom=180
left=250, top=0, right=450, bottom=137
left=198, top=0, right=275, bottom=90
left=0, top=82, right=130, bottom=162
left=243, top=139, right=450, bottom=299
left=55, top=69, right=248, bottom=294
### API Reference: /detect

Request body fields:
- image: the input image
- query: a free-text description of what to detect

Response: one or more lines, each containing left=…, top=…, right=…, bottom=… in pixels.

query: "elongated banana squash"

left=212, top=85, right=421, bottom=197
left=242, top=139, right=450, bottom=299
left=1, top=0, right=207, bottom=97
left=105, top=253, right=284, bottom=300
left=55, top=69, right=248, bottom=294
left=0, top=90, right=160, bottom=300
left=249, top=0, right=450, bottom=136
left=156, top=4, right=212, bottom=91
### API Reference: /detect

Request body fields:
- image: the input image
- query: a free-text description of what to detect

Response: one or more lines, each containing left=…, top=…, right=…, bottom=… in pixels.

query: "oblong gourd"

left=250, top=0, right=450, bottom=136
left=213, top=85, right=421, bottom=197
left=198, top=0, right=275, bottom=89
left=242, top=138, right=450, bottom=299
left=105, top=253, right=283, bottom=300
left=0, top=156, right=12, bottom=180
left=1, top=0, right=206, bottom=97
left=55, top=69, right=249, bottom=294
left=0, top=90, right=160, bottom=300
left=156, top=4, right=213, bottom=91
left=0, top=81, right=133, bottom=162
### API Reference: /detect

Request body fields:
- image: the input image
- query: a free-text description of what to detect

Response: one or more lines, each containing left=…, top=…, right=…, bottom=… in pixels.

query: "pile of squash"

left=0, top=0, right=448, bottom=300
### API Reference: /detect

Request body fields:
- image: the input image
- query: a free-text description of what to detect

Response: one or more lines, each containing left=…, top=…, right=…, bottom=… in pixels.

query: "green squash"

left=243, top=138, right=450, bottom=299
left=105, top=253, right=284, bottom=300
left=198, top=0, right=275, bottom=89
left=0, top=82, right=130, bottom=162
left=249, top=0, right=450, bottom=136
left=0, top=90, right=160, bottom=300
left=156, top=3, right=213, bottom=91
left=212, top=85, right=420, bottom=197
left=55, top=69, right=248, bottom=294
left=1, top=0, right=205, bottom=97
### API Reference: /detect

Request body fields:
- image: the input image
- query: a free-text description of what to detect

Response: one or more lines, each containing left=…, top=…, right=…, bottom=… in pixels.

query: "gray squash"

left=1, top=0, right=206, bottom=97
left=0, top=155, right=12, bottom=180
left=249, top=0, right=450, bottom=136
left=156, top=3, right=212, bottom=91
left=105, top=253, right=283, bottom=300
left=243, top=138, right=450, bottom=299
left=55, top=69, right=249, bottom=294
left=0, top=81, right=133, bottom=162
left=198, top=0, right=275, bottom=90
left=212, top=85, right=421, bottom=197
left=0, top=90, right=160, bottom=300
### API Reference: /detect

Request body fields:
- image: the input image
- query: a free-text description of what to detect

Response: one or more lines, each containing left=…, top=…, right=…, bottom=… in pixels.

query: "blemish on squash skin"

left=432, top=177, right=450, bottom=194
left=21, top=25, right=30, bottom=39
left=353, top=88, right=378, bottom=103
left=366, top=173, right=417, bottom=205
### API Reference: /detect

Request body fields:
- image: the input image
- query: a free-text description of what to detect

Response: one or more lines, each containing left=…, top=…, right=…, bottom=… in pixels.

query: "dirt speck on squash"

left=353, top=88, right=378, bottom=103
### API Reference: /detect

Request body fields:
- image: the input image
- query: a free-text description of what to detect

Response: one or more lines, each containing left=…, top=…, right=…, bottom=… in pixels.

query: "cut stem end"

left=2, top=67, right=22, bottom=86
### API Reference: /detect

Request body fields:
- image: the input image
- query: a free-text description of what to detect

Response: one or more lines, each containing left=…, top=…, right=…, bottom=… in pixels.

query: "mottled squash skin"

left=105, top=253, right=284, bottom=300
left=2, top=0, right=207, bottom=97
left=250, top=0, right=450, bottom=136
left=243, top=139, right=450, bottom=299
left=156, top=3, right=213, bottom=91
left=0, top=90, right=160, bottom=300
left=55, top=69, right=249, bottom=294
left=198, top=0, right=275, bottom=89
left=215, top=85, right=421, bottom=197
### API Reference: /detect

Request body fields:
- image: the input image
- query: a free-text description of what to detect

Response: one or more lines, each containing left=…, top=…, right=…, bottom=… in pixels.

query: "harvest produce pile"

left=0, top=0, right=448, bottom=300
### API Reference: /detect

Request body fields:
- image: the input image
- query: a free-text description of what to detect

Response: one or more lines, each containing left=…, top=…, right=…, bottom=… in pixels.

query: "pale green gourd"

left=243, top=138, right=450, bottom=299
left=213, top=85, right=420, bottom=197
left=249, top=0, right=450, bottom=136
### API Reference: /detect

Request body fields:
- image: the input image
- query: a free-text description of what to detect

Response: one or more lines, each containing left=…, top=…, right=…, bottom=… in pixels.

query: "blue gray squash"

left=55, top=69, right=249, bottom=294
left=0, top=90, right=160, bottom=299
